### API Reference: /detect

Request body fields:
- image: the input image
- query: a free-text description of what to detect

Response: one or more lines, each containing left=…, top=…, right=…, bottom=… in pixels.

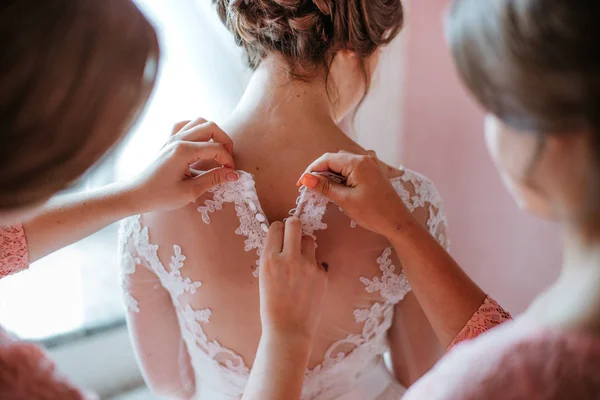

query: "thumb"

left=300, top=173, right=349, bottom=204
left=189, top=168, right=239, bottom=198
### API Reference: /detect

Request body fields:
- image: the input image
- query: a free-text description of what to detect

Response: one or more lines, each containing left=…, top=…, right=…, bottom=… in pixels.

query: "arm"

left=24, top=182, right=140, bottom=263
left=15, top=119, right=238, bottom=264
left=386, top=220, right=488, bottom=347
left=120, top=218, right=195, bottom=399
left=389, top=291, right=444, bottom=386
left=0, top=224, right=29, bottom=277
left=300, top=152, right=508, bottom=348
left=388, top=187, right=445, bottom=385
left=243, top=218, right=327, bottom=400
left=243, top=333, right=312, bottom=400
left=388, top=194, right=446, bottom=385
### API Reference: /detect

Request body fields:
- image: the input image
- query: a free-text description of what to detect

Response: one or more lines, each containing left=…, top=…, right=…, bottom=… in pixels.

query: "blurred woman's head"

left=447, top=0, right=600, bottom=231
left=0, top=0, right=159, bottom=223
left=214, top=0, right=403, bottom=120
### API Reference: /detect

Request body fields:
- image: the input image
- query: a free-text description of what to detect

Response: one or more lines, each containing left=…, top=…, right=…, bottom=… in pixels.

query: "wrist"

left=108, top=180, right=146, bottom=216
left=382, top=211, right=426, bottom=243
left=261, top=328, right=313, bottom=355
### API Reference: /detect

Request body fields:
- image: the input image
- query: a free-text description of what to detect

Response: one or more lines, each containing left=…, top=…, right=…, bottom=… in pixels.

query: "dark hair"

left=0, top=0, right=159, bottom=210
left=447, top=0, right=600, bottom=136
left=214, top=0, right=403, bottom=85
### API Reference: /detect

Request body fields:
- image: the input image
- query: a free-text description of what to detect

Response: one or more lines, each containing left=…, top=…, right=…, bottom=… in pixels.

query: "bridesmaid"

left=0, top=1, right=298, bottom=399
left=261, top=0, right=600, bottom=398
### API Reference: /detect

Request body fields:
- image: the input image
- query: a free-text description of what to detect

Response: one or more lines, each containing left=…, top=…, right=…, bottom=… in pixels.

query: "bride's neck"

left=228, top=56, right=341, bottom=140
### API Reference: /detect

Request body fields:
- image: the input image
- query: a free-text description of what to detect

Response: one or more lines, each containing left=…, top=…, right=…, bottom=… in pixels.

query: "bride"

left=119, top=0, right=447, bottom=398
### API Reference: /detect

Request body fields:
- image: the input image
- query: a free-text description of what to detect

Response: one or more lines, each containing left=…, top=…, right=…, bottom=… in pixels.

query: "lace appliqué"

left=0, top=224, right=29, bottom=278
left=197, top=172, right=269, bottom=277
left=303, top=247, right=411, bottom=397
left=391, top=168, right=449, bottom=250
left=360, top=247, right=411, bottom=304
left=448, top=296, right=513, bottom=350
left=291, top=187, right=329, bottom=239
left=120, top=216, right=249, bottom=376
left=121, top=253, right=140, bottom=312
left=304, top=301, right=395, bottom=398
left=162, top=167, right=447, bottom=398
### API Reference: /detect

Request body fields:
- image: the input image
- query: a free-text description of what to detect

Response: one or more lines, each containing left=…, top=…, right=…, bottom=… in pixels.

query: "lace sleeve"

left=447, top=296, right=512, bottom=350
left=392, top=168, right=450, bottom=251
left=119, top=216, right=196, bottom=398
left=0, top=224, right=29, bottom=278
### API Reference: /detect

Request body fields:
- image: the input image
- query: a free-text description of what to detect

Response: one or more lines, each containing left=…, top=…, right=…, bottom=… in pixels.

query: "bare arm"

left=243, top=218, right=327, bottom=400
left=24, top=183, right=138, bottom=263
left=386, top=219, right=485, bottom=348
left=242, top=333, right=312, bottom=400
left=388, top=190, right=445, bottom=385
left=388, top=292, right=444, bottom=386
left=20, top=119, right=238, bottom=264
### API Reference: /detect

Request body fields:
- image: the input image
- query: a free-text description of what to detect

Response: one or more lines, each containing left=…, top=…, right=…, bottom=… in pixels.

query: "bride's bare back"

left=120, top=106, right=448, bottom=398
left=119, top=0, right=445, bottom=397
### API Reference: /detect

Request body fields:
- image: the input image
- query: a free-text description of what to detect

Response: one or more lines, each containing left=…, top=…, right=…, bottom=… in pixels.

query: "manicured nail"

left=227, top=172, right=240, bottom=181
left=300, top=173, right=319, bottom=189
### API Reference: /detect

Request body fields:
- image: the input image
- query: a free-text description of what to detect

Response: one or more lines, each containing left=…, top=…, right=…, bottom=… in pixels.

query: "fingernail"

left=227, top=172, right=240, bottom=181
left=301, top=173, right=319, bottom=189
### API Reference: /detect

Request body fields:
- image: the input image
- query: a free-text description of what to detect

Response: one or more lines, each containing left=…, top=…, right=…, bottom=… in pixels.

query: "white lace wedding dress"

left=119, top=167, right=448, bottom=400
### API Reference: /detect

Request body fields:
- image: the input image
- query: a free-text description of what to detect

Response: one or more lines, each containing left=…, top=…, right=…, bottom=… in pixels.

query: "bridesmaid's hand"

left=259, top=218, right=328, bottom=343
left=128, top=118, right=240, bottom=213
left=298, top=151, right=415, bottom=238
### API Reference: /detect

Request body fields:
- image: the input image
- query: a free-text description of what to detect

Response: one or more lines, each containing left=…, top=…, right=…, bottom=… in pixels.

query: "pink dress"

left=404, top=316, right=600, bottom=399
left=0, top=224, right=94, bottom=400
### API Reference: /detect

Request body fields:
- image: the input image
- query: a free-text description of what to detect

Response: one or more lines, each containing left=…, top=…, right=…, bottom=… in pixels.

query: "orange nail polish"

left=301, top=174, right=319, bottom=188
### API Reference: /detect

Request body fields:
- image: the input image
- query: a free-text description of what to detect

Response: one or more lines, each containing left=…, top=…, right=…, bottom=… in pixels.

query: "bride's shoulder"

left=387, top=164, right=444, bottom=210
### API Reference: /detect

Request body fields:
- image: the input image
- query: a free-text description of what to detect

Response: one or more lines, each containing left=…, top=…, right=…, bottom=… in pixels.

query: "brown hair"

left=0, top=0, right=159, bottom=210
left=447, top=0, right=600, bottom=136
left=214, top=0, right=403, bottom=84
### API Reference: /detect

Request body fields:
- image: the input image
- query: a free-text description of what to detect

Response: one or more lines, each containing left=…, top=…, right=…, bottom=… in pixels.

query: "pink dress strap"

left=448, top=296, right=512, bottom=350
left=0, top=223, right=29, bottom=278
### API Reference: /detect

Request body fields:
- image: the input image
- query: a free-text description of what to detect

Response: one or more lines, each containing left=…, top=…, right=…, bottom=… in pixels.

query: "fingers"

left=172, top=141, right=235, bottom=169
left=301, top=235, right=316, bottom=259
left=283, top=217, right=303, bottom=255
left=179, top=117, right=208, bottom=133
left=170, top=118, right=234, bottom=154
left=299, top=152, right=362, bottom=180
left=298, top=173, right=349, bottom=204
left=264, top=221, right=285, bottom=255
left=171, top=120, right=193, bottom=136
left=188, top=167, right=239, bottom=197
left=177, top=122, right=234, bottom=154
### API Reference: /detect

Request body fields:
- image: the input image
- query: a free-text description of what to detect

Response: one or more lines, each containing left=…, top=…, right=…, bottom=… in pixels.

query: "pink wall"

left=400, top=0, right=562, bottom=313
